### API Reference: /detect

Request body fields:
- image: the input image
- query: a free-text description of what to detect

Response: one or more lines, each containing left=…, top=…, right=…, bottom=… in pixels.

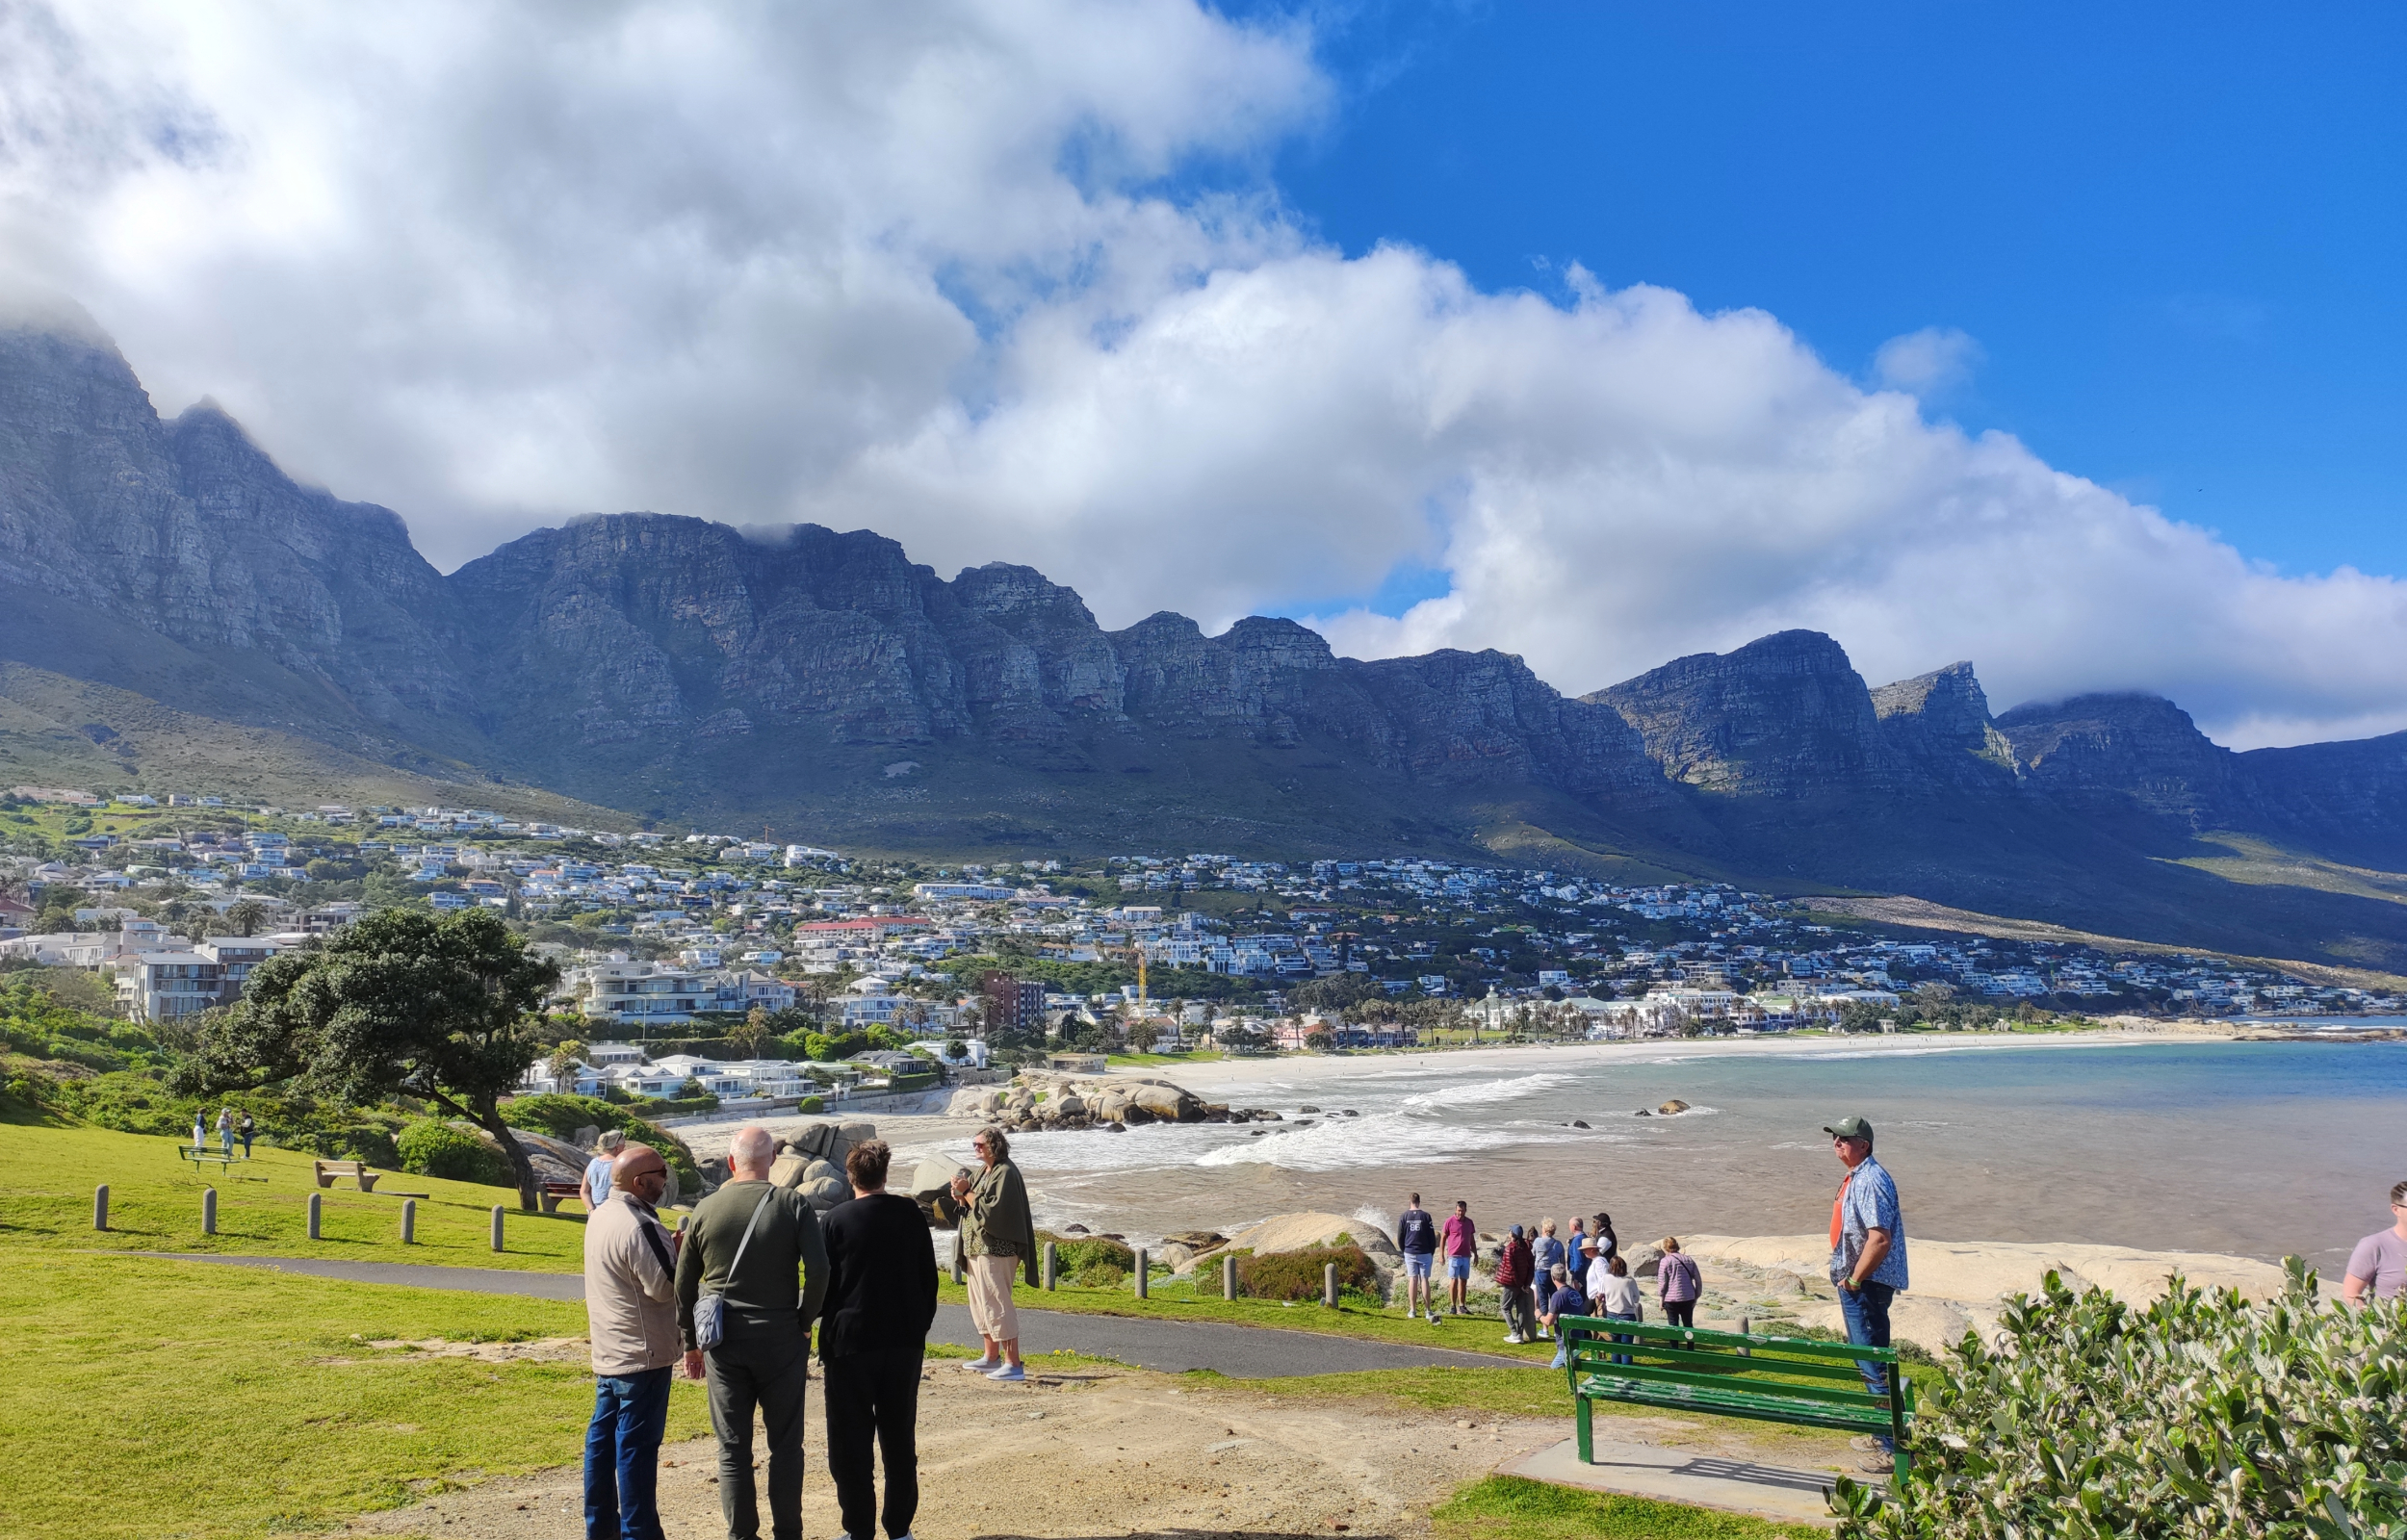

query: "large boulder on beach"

left=798, top=1158, right=848, bottom=1210
left=1215, top=1212, right=1402, bottom=1269
left=1125, top=1080, right=1207, bottom=1122
left=947, top=1088, right=1004, bottom=1117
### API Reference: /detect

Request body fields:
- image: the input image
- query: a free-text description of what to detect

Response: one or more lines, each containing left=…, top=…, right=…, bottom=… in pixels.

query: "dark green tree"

left=171, top=909, right=561, bottom=1209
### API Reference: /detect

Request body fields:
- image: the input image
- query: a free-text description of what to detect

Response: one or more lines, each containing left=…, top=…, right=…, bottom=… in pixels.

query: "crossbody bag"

left=691, top=1187, right=777, bottom=1352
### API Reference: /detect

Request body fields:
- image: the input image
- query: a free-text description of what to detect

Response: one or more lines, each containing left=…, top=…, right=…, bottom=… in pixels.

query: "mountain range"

left=7, top=313, right=2407, bottom=971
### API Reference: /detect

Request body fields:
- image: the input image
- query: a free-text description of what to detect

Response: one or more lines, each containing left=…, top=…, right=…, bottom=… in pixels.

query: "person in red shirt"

left=1495, top=1224, right=1537, bottom=1343
left=1440, top=1200, right=1479, bottom=1317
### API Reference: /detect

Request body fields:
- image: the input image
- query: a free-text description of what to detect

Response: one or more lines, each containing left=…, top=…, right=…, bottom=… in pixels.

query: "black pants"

left=823, top=1346, right=923, bottom=1540
left=707, top=1332, right=811, bottom=1540
left=1662, top=1299, right=1695, bottom=1328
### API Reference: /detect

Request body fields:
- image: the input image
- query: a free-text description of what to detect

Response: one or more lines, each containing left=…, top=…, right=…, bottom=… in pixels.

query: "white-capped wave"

left=1400, top=1071, right=1580, bottom=1111
left=1196, top=1112, right=1551, bottom=1171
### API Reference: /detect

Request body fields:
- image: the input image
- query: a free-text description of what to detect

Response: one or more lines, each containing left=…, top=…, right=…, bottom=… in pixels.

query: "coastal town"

left=4, top=785, right=2394, bottom=1096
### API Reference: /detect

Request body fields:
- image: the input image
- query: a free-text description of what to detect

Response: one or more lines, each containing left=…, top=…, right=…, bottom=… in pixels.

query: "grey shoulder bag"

left=692, top=1187, right=777, bottom=1352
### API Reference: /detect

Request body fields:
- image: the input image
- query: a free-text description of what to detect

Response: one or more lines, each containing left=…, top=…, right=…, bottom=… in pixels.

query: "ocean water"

left=910, top=1039, right=2407, bottom=1272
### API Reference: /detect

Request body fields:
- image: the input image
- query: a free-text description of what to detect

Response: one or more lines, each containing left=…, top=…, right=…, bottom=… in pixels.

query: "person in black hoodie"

left=819, top=1140, right=940, bottom=1540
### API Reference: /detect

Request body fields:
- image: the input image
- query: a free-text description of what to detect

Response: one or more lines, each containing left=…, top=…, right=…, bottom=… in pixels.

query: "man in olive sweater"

left=820, top=1138, right=939, bottom=1540
left=676, top=1126, right=830, bottom=1540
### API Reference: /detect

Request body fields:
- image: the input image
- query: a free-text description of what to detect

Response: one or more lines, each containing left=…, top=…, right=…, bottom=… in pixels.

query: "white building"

left=116, top=951, right=226, bottom=1021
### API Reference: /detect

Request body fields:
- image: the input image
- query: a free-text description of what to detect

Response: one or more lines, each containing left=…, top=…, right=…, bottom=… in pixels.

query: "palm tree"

left=547, top=1039, right=588, bottom=1090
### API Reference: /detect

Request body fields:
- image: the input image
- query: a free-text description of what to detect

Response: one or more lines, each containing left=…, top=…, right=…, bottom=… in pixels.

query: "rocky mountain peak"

left=1589, top=629, right=1895, bottom=797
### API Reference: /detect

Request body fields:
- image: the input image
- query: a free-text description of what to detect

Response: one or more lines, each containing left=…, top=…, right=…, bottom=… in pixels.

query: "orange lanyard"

left=1829, top=1168, right=1855, bottom=1250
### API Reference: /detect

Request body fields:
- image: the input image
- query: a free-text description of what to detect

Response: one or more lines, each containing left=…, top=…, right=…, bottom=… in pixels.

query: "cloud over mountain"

left=2, top=0, right=2401, bottom=748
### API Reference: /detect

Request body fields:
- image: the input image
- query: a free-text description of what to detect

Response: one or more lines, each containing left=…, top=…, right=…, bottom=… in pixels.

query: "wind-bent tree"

left=173, top=909, right=562, bottom=1210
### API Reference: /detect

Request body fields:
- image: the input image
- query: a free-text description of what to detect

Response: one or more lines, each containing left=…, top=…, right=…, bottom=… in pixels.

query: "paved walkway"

left=1506, top=1436, right=1856, bottom=1524
left=132, top=1253, right=1529, bottom=1378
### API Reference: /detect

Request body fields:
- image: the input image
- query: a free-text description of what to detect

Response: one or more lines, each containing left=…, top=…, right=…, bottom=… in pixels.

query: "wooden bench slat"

left=1566, top=1338, right=1875, bottom=1383
left=1558, top=1314, right=1901, bottom=1364
left=1574, top=1359, right=1894, bottom=1412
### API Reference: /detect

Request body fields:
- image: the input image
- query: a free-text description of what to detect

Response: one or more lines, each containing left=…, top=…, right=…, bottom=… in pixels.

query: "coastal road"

left=128, top=1253, right=1532, bottom=1377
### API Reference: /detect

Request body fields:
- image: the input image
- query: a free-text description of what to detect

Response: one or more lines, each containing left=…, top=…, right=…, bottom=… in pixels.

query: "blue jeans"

left=585, top=1366, right=673, bottom=1540
left=1837, top=1280, right=1898, bottom=1450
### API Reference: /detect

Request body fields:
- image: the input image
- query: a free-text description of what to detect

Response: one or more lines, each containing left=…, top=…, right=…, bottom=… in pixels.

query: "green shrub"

left=1832, top=1259, right=2407, bottom=1538
left=1035, top=1232, right=1137, bottom=1283
left=1236, top=1244, right=1381, bottom=1301
left=500, top=1092, right=701, bottom=1189
left=396, top=1119, right=513, bottom=1186
left=796, top=1094, right=825, bottom=1114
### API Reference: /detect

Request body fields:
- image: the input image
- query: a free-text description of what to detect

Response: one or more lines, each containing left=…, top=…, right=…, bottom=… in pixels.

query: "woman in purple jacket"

left=1655, top=1235, right=1701, bottom=1328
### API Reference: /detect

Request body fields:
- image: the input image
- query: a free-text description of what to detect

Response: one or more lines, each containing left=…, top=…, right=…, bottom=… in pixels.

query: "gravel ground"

left=341, top=1355, right=1839, bottom=1539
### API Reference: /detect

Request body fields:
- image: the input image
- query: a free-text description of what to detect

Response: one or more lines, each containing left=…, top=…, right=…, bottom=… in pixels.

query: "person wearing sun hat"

left=1825, top=1114, right=1908, bottom=1475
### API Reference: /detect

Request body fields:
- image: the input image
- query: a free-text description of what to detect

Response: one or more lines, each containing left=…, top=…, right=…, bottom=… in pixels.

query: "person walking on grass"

left=1496, top=1224, right=1537, bottom=1344
left=237, top=1111, right=255, bottom=1159
left=216, top=1106, right=235, bottom=1160
left=821, top=1139, right=938, bottom=1540
left=583, top=1143, right=681, bottom=1540
left=677, top=1125, right=830, bottom=1540
left=1656, top=1236, right=1701, bottom=1329
left=1440, top=1200, right=1478, bottom=1317
left=1397, top=1194, right=1439, bottom=1320
left=1825, top=1115, right=1910, bottom=1476
left=2342, top=1179, right=2407, bottom=1305
left=583, top=1130, right=627, bottom=1211
left=950, top=1125, right=1036, bottom=1381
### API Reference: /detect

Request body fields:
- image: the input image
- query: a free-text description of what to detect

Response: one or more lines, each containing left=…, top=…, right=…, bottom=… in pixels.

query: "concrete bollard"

left=401, top=1198, right=417, bottom=1245
left=490, top=1205, right=505, bottom=1253
left=93, top=1184, right=109, bottom=1232
left=1737, top=1316, right=1749, bottom=1357
left=307, top=1191, right=323, bottom=1240
left=202, top=1187, right=217, bottom=1236
left=1223, top=1253, right=1238, bottom=1300
left=1324, top=1262, right=1339, bottom=1307
left=1134, top=1247, right=1149, bottom=1299
left=1043, top=1241, right=1057, bottom=1291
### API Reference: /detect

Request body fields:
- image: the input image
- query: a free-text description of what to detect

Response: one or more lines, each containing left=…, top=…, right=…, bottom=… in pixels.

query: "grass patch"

left=1433, top=1475, right=1808, bottom=1540
left=0, top=1116, right=603, bottom=1272
left=0, top=1252, right=712, bottom=1538
left=932, top=1270, right=1563, bottom=1362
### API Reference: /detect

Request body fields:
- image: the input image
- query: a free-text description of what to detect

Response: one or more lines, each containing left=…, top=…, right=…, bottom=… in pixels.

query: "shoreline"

left=1141, top=1018, right=2232, bottom=1097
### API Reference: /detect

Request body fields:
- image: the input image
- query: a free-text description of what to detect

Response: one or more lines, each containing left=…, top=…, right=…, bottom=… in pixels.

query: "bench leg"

left=358, top=1176, right=379, bottom=1193
left=316, top=1174, right=334, bottom=1189
left=1575, top=1397, right=1592, bottom=1465
left=540, top=1194, right=560, bottom=1214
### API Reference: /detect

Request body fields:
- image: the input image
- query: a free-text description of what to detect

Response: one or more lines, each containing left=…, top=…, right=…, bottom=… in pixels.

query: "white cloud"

left=2, top=2, right=2403, bottom=750
left=1872, top=325, right=1981, bottom=395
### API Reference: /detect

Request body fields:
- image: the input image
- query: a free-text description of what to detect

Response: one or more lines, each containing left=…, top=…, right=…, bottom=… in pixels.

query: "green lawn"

left=1434, top=1476, right=1805, bottom=1540
left=0, top=1111, right=601, bottom=1271
left=0, top=1252, right=713, bottom=1539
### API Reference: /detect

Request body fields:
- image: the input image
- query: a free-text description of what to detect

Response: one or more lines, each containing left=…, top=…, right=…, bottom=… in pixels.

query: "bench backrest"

left=316, top=1160, right=365, bottom=1173
left=1560, top=1313, right=1906, bottom=1407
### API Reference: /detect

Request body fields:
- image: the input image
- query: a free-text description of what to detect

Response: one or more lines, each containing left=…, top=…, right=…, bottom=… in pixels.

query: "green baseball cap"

left=1824, top=1116, right=1875, bottom=1140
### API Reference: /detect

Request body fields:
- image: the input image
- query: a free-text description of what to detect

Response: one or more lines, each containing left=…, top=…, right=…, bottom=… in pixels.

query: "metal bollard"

left=1134, top=1247, right=1149, bottom=1299
left=1324, top=1261, right=1339, bottom=1307
left=1043, top=1241, right=1058, bottom=1291
left=307, top=1191, right=323, bottom=1240
left=1223, top=1253, right=1238, bottom=1300
left=93, top=1184, right=109, bottom=1232
left=490, top=1205, right=505, bottom=1253
left=401, top=1198, right=417, bottom=1245
left=202, top=1187, right=217, bottom=1236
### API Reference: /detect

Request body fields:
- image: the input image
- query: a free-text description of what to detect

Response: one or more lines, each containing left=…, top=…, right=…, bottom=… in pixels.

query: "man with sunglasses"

left=1825, top=1115, right=1908, bottom=1476
left=583, top=1142, right=682, bottom=1540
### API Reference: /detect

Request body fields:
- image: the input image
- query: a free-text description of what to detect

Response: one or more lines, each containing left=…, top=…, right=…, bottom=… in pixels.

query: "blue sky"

left=1227, top=1, right=2405, bottom=590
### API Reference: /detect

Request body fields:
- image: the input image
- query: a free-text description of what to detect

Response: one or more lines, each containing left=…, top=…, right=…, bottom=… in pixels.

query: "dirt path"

left=344, top=1358, right=1846, bottom=1539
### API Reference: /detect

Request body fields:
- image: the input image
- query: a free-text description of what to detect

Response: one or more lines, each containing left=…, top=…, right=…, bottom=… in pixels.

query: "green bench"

left=1561, top=1315, right=1914, bottom=1481
left=178, top=1144, right=237, bottom=1172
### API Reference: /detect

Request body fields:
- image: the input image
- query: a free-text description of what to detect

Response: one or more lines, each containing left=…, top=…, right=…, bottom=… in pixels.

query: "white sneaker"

left=962, top=1357, right=999, bottom=1372
left=986, top=1363, right=1026, bottom=1382
left=1503, top=1331, right=1520, bottom=1344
